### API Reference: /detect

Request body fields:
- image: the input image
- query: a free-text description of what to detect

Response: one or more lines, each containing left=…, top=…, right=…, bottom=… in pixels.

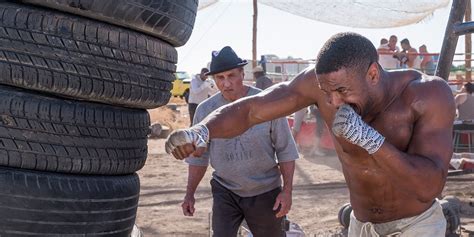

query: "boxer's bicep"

left=408, top=82, right=456, bottom=171
left=202, top=68, right=322, bottom=139
left=247, top=67, right=322, bottom=124
left=409, top=121, right=453, bottom=172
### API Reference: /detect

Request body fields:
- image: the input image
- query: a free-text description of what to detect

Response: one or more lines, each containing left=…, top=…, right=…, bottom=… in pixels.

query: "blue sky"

left=177, top=0, right=465, bottom=74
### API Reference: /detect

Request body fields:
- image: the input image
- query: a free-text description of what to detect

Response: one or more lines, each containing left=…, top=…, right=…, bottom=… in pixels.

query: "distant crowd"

left=377, top=35, right=436, bottom=75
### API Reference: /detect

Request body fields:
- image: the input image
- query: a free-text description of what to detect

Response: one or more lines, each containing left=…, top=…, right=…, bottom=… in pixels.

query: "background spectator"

left=378, top=37, right=399, bottom=69
left=455, top=82, right=474, bottom=121
left=188, top=68, right=216, bottom=125
left=253, top=66, right=273, bottom=90
left=292, top=105, right=325, bottom=156
left=398, top=38, right=422, bottom=69
left=419, top=44, right=436, bottom=75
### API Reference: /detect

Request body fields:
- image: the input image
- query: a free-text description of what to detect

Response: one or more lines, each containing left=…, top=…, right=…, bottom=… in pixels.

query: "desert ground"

left=136, top=99, right=474, bottom=237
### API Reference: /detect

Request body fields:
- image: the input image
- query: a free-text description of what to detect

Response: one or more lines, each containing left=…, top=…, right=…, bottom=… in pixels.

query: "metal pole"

left=436, top=0, right=468, bottom=80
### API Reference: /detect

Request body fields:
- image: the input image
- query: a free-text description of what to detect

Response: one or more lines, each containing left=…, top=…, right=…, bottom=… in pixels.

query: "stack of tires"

left=0, top=0, right=197, bottom=236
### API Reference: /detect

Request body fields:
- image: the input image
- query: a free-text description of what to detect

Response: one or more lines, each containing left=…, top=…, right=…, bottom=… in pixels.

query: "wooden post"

left=436, top=0, right=468, bottom=80
left=466, top=0, right=472, bottom=82
left=252, top=0, right=258, bottom=71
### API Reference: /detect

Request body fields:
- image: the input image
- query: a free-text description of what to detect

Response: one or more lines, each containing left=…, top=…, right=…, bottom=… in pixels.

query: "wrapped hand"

left=332, top=105, right=385, bottom=154
left=165, top=124, right=209, bottom=159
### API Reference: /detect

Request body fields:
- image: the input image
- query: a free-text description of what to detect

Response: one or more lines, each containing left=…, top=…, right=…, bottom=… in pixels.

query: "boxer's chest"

left=319, top=100, right=415, bottom=153
left=371, top=100, right=415, bottom=151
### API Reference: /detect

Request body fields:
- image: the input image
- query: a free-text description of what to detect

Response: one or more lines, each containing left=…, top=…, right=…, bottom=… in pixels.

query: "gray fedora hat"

left=205, top=46, right=248, bottom=76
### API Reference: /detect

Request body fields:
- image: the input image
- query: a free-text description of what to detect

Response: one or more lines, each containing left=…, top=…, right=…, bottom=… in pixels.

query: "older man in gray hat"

left=177, top=46, right=298, bottom=237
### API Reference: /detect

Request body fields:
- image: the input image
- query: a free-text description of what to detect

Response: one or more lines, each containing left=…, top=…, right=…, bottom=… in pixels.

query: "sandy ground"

left=136, top=100, right=474, bottom=237
left=148, top=97, right=191, bottom=130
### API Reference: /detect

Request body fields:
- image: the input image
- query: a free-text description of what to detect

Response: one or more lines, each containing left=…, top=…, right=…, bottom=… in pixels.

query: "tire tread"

left=0, top=2, right=176, bottom=109
left=0, top=85, right=149, bottom=175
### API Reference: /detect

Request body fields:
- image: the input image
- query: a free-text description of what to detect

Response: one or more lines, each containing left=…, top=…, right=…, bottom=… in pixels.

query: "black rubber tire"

left=0, top=167, right=140, bottom=236
left=0, top=85, right=149, bottom=175
left=337, top=203, right=352, bottom=229
left=443, top=196, right=461, bottom=215
left=20, top=0, right=198, bottom=47
left=440, top=200, right=461, bottom=234
left=0, top=2, right=176, bottom=109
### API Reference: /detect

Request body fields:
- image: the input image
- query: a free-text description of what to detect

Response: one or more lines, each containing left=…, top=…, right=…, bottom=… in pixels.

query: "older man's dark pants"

left=211, top=179, right=286, bottom=237
left=188, top=103, right=198, bottom=125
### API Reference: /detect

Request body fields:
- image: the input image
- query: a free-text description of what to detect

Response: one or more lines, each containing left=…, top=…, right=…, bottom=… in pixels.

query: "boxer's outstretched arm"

left=165, top=67, right=322, bottom=159
left=201, top=67, right=319, bottom=139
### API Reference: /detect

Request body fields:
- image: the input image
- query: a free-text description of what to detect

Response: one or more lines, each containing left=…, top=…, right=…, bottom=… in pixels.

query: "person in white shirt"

left=188, top=68, right=217, bottom=124
left=377, top=36, right=400, bottom=70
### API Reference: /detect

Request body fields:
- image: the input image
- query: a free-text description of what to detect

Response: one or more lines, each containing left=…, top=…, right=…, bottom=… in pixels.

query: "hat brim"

left=205, top=61, right=248, bottom=76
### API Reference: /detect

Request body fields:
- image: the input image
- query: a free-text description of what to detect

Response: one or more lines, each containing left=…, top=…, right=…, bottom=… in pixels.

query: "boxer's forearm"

left=372, top=143, right=446, bottom=201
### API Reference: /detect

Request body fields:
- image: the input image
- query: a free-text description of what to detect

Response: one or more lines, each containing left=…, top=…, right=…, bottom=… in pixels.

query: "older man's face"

left=213, top=68, right=245, bottom=101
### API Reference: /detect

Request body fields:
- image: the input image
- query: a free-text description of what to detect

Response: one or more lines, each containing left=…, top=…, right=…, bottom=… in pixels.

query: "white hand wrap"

left=165, top=124, right=209, bottom=154
left=332, top=105, right=385, bottom=154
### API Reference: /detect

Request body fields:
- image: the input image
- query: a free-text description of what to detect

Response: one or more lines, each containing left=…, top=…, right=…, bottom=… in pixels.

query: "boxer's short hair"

left=316, top=32, right=378, bottom=75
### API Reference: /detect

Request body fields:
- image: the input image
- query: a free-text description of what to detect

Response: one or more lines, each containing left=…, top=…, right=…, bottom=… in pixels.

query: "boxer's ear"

left=366, top=62, right=380, bottom=86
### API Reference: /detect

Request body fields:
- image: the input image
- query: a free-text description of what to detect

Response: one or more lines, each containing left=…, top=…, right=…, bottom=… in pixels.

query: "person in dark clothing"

left=253, top=66, right=273, bottom=90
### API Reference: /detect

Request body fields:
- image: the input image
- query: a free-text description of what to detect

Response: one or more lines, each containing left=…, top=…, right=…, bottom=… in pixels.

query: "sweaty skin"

left=175, top=65, right=455, bottom=223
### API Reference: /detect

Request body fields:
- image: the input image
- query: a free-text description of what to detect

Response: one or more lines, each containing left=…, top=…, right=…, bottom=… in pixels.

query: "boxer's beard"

left=358, top=94, right=375, bottom=119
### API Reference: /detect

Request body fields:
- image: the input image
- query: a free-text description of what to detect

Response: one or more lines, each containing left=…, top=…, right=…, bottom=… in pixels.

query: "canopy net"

left=198, top=0, right=219, bottom=10
left=198, top=0, right=450, bottom=28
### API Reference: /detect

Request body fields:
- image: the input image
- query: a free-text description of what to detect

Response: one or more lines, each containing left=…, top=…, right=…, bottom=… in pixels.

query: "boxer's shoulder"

left=399, top=73, right=455, bottom=120
left=408, top=75, right=452, bottom=101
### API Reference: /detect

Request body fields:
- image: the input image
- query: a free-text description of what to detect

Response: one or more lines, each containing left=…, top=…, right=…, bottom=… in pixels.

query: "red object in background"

left=463, top=161, right=474, bottom=169
left=287, top=117, right=335, bottom=150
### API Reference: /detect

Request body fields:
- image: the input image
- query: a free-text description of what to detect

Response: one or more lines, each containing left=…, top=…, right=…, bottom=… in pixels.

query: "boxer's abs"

left=344, top=162, right=434, bottom=223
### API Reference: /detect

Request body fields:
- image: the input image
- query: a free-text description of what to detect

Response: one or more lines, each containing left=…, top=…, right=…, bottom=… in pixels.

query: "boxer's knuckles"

left=165, top=129, right=192, bottom=154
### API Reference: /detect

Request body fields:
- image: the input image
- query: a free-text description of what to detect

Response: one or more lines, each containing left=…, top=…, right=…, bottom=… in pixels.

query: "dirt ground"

left=136, top=100, right=474, bottom=237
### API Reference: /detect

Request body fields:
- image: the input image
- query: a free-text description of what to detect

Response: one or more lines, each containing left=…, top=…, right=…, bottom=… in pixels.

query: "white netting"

left=198, top=0, right=219, bottom=10
left=198, top=0, right=450, bottom=28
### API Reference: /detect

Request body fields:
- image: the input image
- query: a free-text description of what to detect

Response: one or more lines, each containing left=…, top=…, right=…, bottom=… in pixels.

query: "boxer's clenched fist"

left=332, top=104, right=385, bottom=154
left=165, top=124, right=209, bottom=159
